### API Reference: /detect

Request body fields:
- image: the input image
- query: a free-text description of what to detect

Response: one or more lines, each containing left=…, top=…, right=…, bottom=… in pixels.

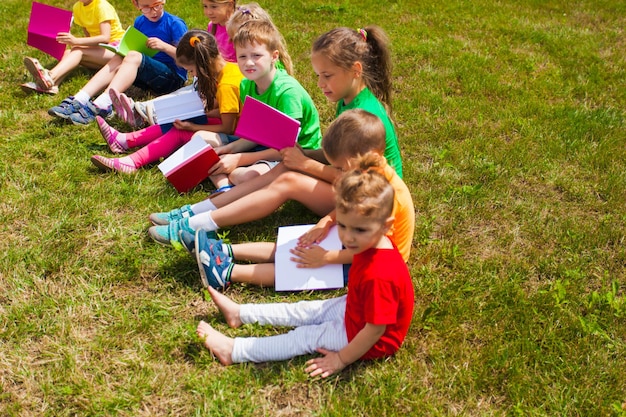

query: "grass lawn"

left=1, top=0, right=626, bottom=415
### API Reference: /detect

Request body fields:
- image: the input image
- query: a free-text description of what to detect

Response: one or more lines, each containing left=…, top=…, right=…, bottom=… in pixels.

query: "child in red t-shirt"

left=196, top=153, right=415, bottom=377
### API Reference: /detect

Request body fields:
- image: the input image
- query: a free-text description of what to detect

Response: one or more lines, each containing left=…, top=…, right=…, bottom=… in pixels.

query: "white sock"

left=190, top=198, right=217, bottom=214
left=188, top=211, right=219, bottom=232
left=74, top=90, right=91, bottom=105
left=93, top=93, right=112, bottom=110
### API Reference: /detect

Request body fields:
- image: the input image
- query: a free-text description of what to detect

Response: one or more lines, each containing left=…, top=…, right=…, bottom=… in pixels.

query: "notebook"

left=233, top=96, right=301, bottom=150
left=274, top=225, right=344, bottom=291
left=98, top=26, right=158, bottom=57
left=158, top=135, right=220, bottom=193
left=27, top=2, right=73, bottom=61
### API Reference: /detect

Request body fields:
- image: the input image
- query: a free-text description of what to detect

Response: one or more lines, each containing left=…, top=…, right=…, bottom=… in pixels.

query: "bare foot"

left=196, top=320, right=234, bottom=365
left=208, top=286, right=242, bottom=328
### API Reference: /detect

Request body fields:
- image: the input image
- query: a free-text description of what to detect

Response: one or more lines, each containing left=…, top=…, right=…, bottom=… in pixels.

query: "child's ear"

left=352, top=61, right=363, bottom=78
left=383, top=216, right=395, bottom=233
left=271, top=50, right=280, bottom=63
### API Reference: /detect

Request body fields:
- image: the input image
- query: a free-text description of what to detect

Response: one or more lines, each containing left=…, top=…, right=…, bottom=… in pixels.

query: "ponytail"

left=177, top=30, right=222, bottom=114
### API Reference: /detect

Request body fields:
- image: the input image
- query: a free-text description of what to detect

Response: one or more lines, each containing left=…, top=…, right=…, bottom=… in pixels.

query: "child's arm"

left=292, top=211, right=354, bottom=267
left=145, top=37, right=177, bottom=59
left=172, top=112, right=238, bottom=134
left=298, top=211, right=336, bottom=247
left=56, top=21, right=114, bottom=46
left=305, top=323, right=386, bottom=378
left=281, top=147, right=339, bottom=183
left=210, top=148, right=282, bottom=176
left=208, top=140, right=279, bottom=176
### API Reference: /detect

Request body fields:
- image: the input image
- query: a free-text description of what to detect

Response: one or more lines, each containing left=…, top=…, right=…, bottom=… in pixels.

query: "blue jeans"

left=135, top=55, right=185, bottom=95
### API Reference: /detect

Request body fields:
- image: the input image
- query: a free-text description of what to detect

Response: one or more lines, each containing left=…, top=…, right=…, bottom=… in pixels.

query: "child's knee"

left=275, top=170, right=303, bottom=188
left=192, top=131, right=221, bottom=148
left=230, top=167, right=264, bottom=185
left=122, top=51, right=143, bottom=66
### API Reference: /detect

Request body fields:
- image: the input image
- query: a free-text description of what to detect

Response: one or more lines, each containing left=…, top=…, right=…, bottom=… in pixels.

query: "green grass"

left=1, top=0, right=626, bottom=415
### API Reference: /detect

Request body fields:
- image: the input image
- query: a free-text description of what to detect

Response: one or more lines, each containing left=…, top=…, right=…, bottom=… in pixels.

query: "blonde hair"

left=227, top=3, right=274, bottom=38
left=232, top=20, right=293, bottom=75
left=312, top=26, right=393, bottom=113
left=322, top=109, right=386, bottom=162
left=335, top=152, right=394, bottom=222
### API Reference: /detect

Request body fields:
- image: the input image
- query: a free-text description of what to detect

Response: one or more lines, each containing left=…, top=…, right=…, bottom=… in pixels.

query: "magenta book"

left=233, top=96, right=301, bottom=150
left=158, top=136, right=220, bottom=193
left=27, top=2, right=73, bottom=61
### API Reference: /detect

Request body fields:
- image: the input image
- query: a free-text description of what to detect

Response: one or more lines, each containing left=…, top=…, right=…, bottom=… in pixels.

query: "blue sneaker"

left=195, top=231, right=233, bottom=290
left=149, top=204, right=194, bottom=226
left=179, top=229, right=218, bottom=253
left=48, top=96, right=81, bottom=119
left=179, top=230, right=196, bottom=253
left=69, top=101, right=112, bottom=125
left=148, top=217, right=195, bottom=250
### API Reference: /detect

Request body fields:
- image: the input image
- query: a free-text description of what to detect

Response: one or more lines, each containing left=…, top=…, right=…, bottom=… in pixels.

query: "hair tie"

left=357, top=28, right=367, bottom=42
left=239, top=7, right=251, bottom=15
left=189, top=36, right=200, bottom=47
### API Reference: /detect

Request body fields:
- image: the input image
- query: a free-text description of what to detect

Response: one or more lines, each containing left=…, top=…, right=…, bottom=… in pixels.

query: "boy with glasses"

left=49, top=0, right=188, bottom=125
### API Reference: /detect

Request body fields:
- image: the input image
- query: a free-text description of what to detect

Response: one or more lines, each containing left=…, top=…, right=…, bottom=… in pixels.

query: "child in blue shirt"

left=48, top=0, right=188, bottom=125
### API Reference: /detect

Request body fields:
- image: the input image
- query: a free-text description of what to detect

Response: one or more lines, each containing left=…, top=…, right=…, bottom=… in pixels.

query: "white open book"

left=275, top=225, right=344, bottom=291
left=152, top=88, right=205, bottom=125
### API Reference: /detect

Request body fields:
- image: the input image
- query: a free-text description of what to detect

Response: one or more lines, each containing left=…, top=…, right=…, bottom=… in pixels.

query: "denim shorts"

left=135, top=55, right=185, bottom=95
left=216, top=133, right=240, bottom=145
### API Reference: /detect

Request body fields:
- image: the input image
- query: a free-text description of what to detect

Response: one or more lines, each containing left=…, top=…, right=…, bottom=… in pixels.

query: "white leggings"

left=232, top=295, right=348, bottom=363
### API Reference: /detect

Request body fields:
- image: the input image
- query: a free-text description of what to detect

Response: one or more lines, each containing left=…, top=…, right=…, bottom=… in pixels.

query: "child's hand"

left=289, top=244, right=328, bottom=268
left=146, top=37, right=166, bottom=51
left=298, top=222, right=331, bottom=247
left=173, top=119, right=195, bottom=131
left=56, top=32, right=76, bottom=45
left=280, top=146, right=307, bottom=171
left=208, top=154, right=240, bottom=175
left=305, top=348, right=346, bottom=378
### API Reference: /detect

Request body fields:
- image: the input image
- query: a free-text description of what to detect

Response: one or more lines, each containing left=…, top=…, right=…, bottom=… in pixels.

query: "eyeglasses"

left=139, top=2, right=164, bottom=14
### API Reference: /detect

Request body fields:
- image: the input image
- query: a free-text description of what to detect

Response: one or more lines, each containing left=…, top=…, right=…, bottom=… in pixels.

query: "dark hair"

left=176, top=30, right=222, bottom=114
left=312, top=26, right=393, bottom=113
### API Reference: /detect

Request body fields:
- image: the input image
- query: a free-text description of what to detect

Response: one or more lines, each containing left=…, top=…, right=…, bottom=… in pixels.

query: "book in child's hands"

left=27, top=2, right=73, bottom=61
left=234, top=96, right=301, bottom=150
left=99, top=26, right=158, bottom=57
left=152, top=88, right=205, bottom=125
left=275, top=225, right=344, bottom=292
left=158, top=135, right=220, bottom=193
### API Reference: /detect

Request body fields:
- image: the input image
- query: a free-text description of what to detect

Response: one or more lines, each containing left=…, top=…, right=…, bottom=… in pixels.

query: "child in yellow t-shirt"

left=22, top=0, right=124, bottom=95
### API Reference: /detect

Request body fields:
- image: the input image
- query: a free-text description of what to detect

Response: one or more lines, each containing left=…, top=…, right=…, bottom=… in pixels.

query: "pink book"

left=234, top=96, right=301, bottom=150
left=27, top=2, right=73, bottom=61
left=158, top=136, right=220, bottom=193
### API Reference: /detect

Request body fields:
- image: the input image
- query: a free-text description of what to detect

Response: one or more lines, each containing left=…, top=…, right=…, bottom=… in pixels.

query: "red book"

left=158, top=136, right=220, bottom=193
left=27, top=2, right=73, bottom=61
left=234, top=96, right=301, bottom=150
